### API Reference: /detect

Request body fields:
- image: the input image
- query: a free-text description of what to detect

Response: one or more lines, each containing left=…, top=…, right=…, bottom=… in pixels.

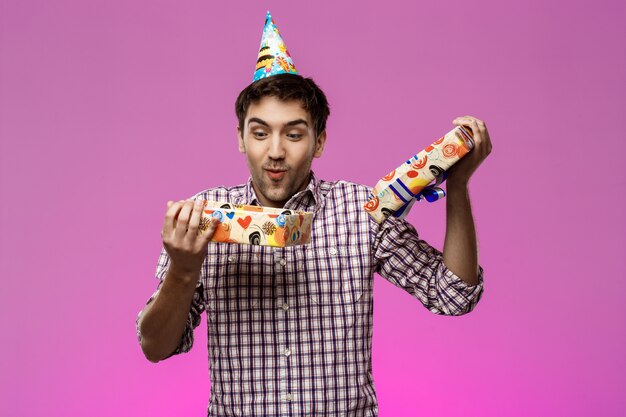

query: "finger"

left=467, top=117, right=490, bottom=145
left=453, top=116, right=475, bottom=125
left=483, top=130, right=493, bottom=154
left=186, top=198, right=206, bottom=238
left=174, top=200, right=195, bottom=241
left=452, top=117, right=474, bottom=130
left=200, top=218, right=221, bottom=244
left=163, top=200, right=185, bottom=237
left=472, top=119, right=489, bottom=152
left=470, top=119, right=483, bottom=147
left=454, top=115, right=483, bottom=123
left=480, top=126, right=492, bottom=151
left=475, top=120, right=487, bottom=142
left=453, top=118, right=480, bottom=144
left=462, top=117, right=489, bottom=144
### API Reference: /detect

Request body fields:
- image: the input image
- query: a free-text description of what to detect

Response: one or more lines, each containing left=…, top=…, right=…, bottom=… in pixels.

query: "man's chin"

left=253, top=174, right=300, bottom=206
left=254, top=183, right=287, bottom=205
left=266, top=190, right=290, bottom=204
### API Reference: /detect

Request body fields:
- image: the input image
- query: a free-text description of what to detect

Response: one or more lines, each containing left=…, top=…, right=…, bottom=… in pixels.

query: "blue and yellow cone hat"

left=253, top=11, right=298, bottom=81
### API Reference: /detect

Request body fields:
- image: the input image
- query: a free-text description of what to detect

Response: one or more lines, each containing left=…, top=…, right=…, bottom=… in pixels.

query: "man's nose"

left=268, top=134, right=286, bottom=159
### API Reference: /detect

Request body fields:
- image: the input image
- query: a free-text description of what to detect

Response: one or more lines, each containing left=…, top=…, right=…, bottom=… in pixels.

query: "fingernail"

left=195, top=199, right=202, bottom=206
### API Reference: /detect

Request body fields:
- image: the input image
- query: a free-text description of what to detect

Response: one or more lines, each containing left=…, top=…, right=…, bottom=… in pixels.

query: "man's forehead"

left=245, top=96, right=312, bottom=127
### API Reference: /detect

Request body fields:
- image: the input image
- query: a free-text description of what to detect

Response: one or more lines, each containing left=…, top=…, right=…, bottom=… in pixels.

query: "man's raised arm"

left=442, top=115, right=492, bottom=286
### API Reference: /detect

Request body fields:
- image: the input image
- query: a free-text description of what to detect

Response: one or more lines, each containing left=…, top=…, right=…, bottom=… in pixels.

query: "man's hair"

left=235, top=73, right=330, bottom=139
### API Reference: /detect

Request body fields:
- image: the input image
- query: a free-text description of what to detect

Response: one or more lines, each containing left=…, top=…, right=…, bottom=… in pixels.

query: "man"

left=136, top=12, right=491, bottom=417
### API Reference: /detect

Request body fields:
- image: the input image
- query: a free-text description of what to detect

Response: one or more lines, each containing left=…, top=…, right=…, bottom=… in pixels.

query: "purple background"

left=1, top=0, right=625, bottom=416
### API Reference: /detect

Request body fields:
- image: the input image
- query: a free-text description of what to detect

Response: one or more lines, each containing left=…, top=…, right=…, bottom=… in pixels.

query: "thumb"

left=200, top=217, right=221, bottom=243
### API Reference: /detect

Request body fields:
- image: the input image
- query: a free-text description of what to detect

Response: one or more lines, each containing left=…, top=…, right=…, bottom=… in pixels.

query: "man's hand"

left=448, top=115, right=493, bottom=186
left=161, top=199, right=220, bottom=280
left=138, top=199, right=219, bottom=362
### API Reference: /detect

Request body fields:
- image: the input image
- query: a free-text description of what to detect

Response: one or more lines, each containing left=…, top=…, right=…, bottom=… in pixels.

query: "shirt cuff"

left=136, top=286, right=161, bottom=345
left=442, top=261, right=485, bottom=289
left=438, top=262, right=485, bottom=315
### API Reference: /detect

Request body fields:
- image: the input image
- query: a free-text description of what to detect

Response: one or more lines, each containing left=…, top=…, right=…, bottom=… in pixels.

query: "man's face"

left=238, top=96, right=326, bottom=208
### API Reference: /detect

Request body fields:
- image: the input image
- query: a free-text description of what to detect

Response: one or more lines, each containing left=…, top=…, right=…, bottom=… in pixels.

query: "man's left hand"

left=448, top=115, right=493, bottom=186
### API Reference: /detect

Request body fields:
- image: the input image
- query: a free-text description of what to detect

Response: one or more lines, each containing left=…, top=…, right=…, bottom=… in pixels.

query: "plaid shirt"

left=137, top=171, right=484, bottom=417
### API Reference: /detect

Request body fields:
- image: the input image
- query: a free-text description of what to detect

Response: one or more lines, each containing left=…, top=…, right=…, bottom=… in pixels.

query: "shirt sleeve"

left=135, top=246, right=206, bottom=357
left=371, top=215, right=484, bottom=316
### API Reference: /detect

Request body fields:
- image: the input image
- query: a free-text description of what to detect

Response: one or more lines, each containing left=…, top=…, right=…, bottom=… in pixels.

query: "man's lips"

left=264, top=168, right=287, bottom=180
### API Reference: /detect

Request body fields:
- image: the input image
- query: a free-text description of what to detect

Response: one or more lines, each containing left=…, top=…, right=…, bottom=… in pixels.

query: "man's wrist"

left=446, top=178, right=469, bottom=193
left=166, top=262, right=201, bottom=287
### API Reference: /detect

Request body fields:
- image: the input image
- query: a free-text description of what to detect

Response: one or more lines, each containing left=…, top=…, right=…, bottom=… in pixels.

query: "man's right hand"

left=161, top=198, right=220, bottom=280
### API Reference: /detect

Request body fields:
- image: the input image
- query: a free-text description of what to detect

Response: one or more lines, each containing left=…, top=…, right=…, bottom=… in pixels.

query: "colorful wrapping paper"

left=364, top=126, right=475, bottom=224
left=198, top=201, right=313, bottom=247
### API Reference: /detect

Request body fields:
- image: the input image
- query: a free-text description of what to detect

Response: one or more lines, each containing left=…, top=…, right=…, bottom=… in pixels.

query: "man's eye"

left=253, top=131, right=267, bottom=139
left=287, top=134, right=303, bottom=140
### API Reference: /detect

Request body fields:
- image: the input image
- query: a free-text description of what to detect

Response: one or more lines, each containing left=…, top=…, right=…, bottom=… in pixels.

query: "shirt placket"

left=274, top=246, right=299, bottom=417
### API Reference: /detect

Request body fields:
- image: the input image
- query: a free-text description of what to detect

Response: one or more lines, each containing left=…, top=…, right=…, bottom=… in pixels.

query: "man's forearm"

left=138, top=267, right=199, bottom=362
left=442, top=181, right=480, bottom=286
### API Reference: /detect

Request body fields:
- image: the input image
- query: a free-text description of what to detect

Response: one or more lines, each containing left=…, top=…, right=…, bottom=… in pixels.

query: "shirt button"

left=227, top=255, right=235, bottom=262
left=280, top=258, right=286, bottom=266
left=329, top=247, right=338, bottom=255
left=282, top=303, right=289, bottom=311
left=285, top=393, right=293, bottom=402
left=284, top=348, right=291, bottom=357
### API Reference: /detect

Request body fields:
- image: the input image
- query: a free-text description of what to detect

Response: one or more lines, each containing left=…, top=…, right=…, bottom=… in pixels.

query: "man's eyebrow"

left=285, top=119, right=308, bottom=127
left=247, top=118, right=309, bottom=128
left=248, top=117, right=269, bottom=127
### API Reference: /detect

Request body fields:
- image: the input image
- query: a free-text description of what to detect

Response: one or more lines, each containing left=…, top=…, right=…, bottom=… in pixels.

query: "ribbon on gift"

left=364, top=126, right=475, bottom=223
left=391, top=170, right=449, bottom=219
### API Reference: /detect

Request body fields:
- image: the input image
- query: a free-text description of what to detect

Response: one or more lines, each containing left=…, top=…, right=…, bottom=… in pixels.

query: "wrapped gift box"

left=364, top=126, right=475, bottom=223
left=198, top=201, right=313, bottom=247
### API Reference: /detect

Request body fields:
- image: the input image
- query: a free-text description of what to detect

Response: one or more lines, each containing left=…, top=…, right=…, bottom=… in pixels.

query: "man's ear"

left=237, top=125, right=246, bottom=153
left=313, top=130, right=327, bottom=158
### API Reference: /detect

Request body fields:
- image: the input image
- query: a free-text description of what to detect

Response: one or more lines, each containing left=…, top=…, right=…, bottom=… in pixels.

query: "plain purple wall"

left=1, top=0, right=625, bottom=416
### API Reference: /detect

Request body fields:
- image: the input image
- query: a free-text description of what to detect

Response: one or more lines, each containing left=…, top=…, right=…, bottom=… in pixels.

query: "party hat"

left=253, top=11, right=298, bottom=81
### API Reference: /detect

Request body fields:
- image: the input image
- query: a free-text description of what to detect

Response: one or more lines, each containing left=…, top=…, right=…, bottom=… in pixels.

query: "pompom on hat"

left=253, top=11, right=298, bottom=81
